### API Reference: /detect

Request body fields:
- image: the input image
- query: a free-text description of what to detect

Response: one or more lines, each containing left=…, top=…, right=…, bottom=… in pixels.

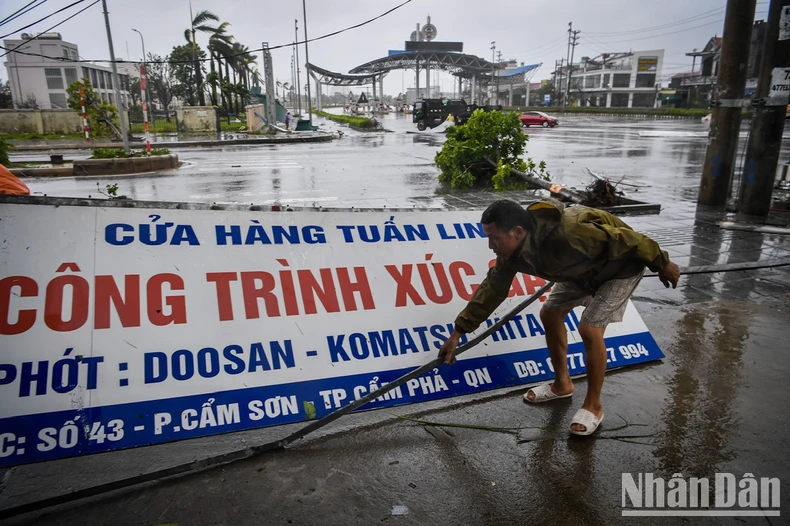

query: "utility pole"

left=101, top=0, right=129, bottom=152
left=294, top=19, right=302, bottom=115
left=566, top=29, right=580, bottom=108
left=491, top=41, right=496, bottom=104
left=737, top=0, right=790, bottom=217
left=698, top=0, right=757, bottom=206
left=302, top=0, right=312, bottom=124
left=563, top=22, right=572, bottom=110
left=496, top=50, right=502, bottom=105
left=261, top=42, right=276, bottom=128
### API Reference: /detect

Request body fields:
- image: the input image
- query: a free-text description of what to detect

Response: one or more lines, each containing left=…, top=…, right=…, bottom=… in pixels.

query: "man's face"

left=483, top=223, right=526, bottom=259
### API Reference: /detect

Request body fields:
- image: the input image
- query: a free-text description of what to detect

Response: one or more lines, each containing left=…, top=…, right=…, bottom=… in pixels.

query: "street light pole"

left=132, top=28, right=151, bottom=154
left=131, top=28, right=154, bottom=126
left=101, top=0, right=129, bottom=152
left=490, top=41, right=495, bottom=105
left=302, top=0, right=312, bottom=124
left=295, top=19, right=302, bottom=116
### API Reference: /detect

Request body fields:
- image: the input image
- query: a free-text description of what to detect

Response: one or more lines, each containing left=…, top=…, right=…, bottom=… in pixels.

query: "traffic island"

left=72, top=153, right=179, bottom=176
left=9, top=153, right=179, bottom=177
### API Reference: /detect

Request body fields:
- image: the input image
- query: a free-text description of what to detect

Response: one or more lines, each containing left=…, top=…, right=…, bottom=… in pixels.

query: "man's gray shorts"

left=542, top=270, right=645, bottom=328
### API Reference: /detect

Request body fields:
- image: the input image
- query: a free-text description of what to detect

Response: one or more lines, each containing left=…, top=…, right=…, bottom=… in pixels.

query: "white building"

left=553, top=49, right=664, bottom=108
left=3, top=32, right=131, bottom=110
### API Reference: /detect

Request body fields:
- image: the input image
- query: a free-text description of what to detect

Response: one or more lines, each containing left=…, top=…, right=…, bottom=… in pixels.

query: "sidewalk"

left=2, top=201, right=790, bottom=525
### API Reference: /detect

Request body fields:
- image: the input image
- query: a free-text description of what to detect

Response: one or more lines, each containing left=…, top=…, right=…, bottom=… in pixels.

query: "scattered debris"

left=391, top=505, right=409, bottom=516
left=408, top=482, right=417, bottom=489
left=389, top=460, right=400, bottom=466
left=582, top=178, right=622, bottom=208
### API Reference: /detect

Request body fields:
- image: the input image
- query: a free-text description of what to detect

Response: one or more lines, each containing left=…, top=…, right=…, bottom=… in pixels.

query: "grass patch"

left=4, top=132, right=84, bottom=140
left=503, top=106, right=716, bottom=118
left=314, top=110, right=377, bottom=129
left=90, top=147, right=171, bottom=159
left=130, top=120, right=178, bottom=134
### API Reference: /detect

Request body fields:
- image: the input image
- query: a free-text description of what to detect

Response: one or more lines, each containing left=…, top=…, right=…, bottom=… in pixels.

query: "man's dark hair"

left=480, top=200, right=529, bottom=231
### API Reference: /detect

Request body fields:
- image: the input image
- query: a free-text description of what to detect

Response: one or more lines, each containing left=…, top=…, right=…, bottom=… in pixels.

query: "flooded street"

left=17, top=113, right=778, bottom=210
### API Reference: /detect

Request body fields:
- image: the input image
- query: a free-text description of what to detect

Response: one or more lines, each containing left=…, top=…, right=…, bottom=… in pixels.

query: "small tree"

left=0, top=81, right=12, bottom=109
left=18, top=93, right=39, bottom=109
left=147, top=53, right=175, bottom=119
left=66, top=79, right=119, bottom=137
left=435, top=110, right=549, bottom=191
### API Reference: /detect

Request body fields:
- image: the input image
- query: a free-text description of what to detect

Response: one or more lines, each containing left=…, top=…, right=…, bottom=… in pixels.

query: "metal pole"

left=101, top=0, right=129, bottom=152
left=698, top=0, right=757, bottom=206
left=132, top=28, right=154, bottom=129
left=563, top=23, right=571, bottom=110
left=139, top=64, right=151, bottom=154
left=737, top=0, right=790, bottom=217
left=302, top=0, right=312, bottom=123
left=295, top=19, right=302, bottom=115
left=490, top=41, right=495, bottom=104
left=80, top=84, right=89, bottom=143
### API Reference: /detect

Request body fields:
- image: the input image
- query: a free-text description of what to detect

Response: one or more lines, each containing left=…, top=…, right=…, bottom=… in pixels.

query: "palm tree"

left=208, top=22, right=233, bottom=115
left=186, top=9, right=219, bottom=106
left=208, top=22, right=234, bottom=116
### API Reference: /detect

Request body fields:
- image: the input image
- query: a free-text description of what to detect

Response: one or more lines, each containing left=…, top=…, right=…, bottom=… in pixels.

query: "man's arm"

left=592, top=221, right=679, bottom=288
left=439, top=258, right=517, bottom=364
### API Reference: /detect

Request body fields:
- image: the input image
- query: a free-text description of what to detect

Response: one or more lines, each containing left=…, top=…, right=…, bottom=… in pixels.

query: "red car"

left=520, top=111, right=559, bottom=128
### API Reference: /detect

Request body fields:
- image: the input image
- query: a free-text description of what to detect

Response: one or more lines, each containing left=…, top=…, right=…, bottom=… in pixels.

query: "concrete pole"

left=380, top=75, right=384, bottom=104
left=698, top=0, right=757, bottom=206
left=471, top=76, right=476, bottom=103
left=302, top=0, right=312, bottom=123
left=426, top=65, right=430, bottom=97
left=415, top=60, right=420, bottom=98
left=508, top=82, right=513, bottom=106
left=526, top=81, right=531, bottom=107
left=295, top=20, right=302, bottom=115
left=101, top=0, right=129, bottom=152
left=737, top=0, right=790, bottom=217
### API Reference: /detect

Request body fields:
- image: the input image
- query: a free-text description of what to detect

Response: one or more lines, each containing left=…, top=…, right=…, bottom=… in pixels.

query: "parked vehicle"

left=520, top=111, right=559, bottom=128
left=412, top=99, right=500, bottom=130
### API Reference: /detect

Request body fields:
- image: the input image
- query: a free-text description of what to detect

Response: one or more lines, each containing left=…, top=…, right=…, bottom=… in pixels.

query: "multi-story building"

left=3, top=32, right=131, bottom=109
left=553, top=49, right=664, bottom=108
left=681, top=21, right=765, bottom=105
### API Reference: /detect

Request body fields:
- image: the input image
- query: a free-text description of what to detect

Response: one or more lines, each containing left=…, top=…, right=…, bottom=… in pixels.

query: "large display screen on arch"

left=0, top=202, right=663, bottom=467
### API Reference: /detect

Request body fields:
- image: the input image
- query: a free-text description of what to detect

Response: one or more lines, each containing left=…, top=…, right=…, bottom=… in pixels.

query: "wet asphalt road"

left=4, top=115, right=790, bottom=524
left=17, top=111, right=784, bottom=209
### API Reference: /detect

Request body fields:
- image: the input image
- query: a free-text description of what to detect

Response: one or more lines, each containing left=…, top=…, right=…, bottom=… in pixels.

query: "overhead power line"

left=0, top=0, right=413, bottom=65
left=585, top=6, right=724, bottom=36
left=0, top=0, right=87, bottom=40
left=586, top=18, right=726, bottom=45
left=0, top=0, right=48, bottom=27
left=0, top=0, right=99, bottom=59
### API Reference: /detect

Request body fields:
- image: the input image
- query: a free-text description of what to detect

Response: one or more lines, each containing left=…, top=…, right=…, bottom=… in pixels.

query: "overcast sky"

left=1, top=0, right=769, bottom=98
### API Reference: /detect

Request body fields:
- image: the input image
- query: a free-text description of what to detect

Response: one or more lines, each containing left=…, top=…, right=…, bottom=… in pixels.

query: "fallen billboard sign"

left=0, top=201, right=664, bottom=467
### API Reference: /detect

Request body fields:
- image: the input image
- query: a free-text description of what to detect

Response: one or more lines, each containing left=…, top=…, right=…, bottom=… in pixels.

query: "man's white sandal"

left=569, top=408, right=604, bottom=436
left=523, top=383, right=573, bottom=403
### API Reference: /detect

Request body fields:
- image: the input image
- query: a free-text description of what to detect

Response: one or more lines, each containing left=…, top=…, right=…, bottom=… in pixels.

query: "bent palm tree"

left=186, top=9, right=219, bottom=106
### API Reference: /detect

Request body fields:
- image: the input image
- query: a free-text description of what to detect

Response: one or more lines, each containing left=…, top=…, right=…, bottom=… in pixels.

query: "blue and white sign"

left=544, top=94, right=552, bottom=104
left=0, top=202, right=663, bottom=467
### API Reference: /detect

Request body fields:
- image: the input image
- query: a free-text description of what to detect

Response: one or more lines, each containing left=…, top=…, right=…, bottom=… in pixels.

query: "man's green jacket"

left=455, top=199, right=669, bottom=334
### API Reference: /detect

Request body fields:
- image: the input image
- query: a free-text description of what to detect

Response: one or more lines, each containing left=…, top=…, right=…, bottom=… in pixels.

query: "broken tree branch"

left=484, top=157, right=586, bottom=203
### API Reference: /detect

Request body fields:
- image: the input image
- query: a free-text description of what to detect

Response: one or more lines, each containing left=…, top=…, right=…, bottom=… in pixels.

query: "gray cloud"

left=2, top=0, right=763, bottom=98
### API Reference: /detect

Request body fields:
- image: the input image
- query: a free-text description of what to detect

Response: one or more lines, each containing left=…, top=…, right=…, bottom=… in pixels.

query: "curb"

left=72, top=153, right=179, bottom=176
left=10, top=154, right=179, bottom=177
left=10, top=134, right=334, bottom=152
